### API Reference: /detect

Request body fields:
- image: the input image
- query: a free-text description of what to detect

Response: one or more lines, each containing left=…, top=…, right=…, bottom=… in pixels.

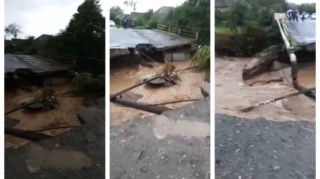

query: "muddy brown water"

left=5, top=85, right=85, bottom=148
left=110, top=61, right=207, bottom=125
left=215, top=57, right=315, bottom=121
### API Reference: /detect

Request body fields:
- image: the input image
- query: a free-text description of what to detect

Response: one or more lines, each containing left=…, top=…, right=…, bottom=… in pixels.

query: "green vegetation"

left=44, top=0, right=105, bottom=75
left=215, top=0, right=289, bottom=57
left=5, top=0, right=106, bottom=95
left=163, top=0, right=210, bottom=45
left=72, top=72, right=105, bottom=95
left=194, top=45, right=210, bottom=70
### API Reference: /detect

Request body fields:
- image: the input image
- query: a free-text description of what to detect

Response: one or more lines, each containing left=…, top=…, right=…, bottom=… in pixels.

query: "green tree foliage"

left=163, top=0, right=210, bottom=45
left=194, top=45, right=210, bottom=69
left=45, top=0, right=105, bottom=74
left=299, top=3, right=316, bottom=13
left=135, top=15, right=145, bottom=27
left=146, top=14, right=160, bottom=29
left=5, top=23, right=22, bottom=38
left=215, top=0, right=287, bottom=56
left=110, top=6, right=123, bottom=20
left=72, top=72, right=105, bottom=94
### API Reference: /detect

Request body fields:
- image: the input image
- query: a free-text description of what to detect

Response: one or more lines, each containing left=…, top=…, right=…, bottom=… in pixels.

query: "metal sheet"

left=110, top=28, right=196, bottom=50
left=286, top=20, right=316, bottom=46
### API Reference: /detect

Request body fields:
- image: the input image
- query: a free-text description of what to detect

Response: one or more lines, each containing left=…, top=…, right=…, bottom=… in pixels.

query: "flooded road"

left=5, top=85, right=85, bottom=148
left=215, top=57, right=315, bottom=121
left=110, top=61, right=206, bottom=125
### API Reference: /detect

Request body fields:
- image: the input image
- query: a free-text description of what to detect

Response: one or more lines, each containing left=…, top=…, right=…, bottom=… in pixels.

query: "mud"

left=110, top=61, right=206, bottom=125
left=215, top=57, right=315, bottom=121
left=26, top=145, right=92, bottom=172
left=5, top=85, right=85, bottom=148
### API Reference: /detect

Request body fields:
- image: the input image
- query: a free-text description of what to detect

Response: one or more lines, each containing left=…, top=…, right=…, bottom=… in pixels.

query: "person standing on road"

left=123, top=18, right=127, bottom=29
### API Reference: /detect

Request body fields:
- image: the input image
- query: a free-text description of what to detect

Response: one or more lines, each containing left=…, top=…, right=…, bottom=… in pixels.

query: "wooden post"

left=178, top=29, right=181, bottom=34
left=168, top=26, right=171, bottom=32
left=195, top=32, right=199, bottom=40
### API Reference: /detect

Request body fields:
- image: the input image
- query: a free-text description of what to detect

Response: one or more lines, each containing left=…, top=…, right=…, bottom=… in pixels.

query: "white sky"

left=287, top=0, right=316, bottom=4
left=109, top=0, right=187, bottom=14
left=4, top=0, right=107, bottom=39
left=4, top=0, right=316, bottom=39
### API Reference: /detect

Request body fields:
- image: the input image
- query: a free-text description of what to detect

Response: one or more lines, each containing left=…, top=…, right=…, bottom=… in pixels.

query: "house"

left=215, top=0, right=231, bottom=12
left=154, top=6, right=174, bottom=22
left=116, top=14, right=129, bottom=21
left=130, top=12, right=145, bottom=20
left=35, top=34, right=53, bottom=47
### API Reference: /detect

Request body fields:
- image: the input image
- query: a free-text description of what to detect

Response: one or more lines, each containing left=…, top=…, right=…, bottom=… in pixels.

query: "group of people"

left=287, top=9, right=306, bottom=22
left=114, top=17, right=135, bottom=29
left=287, top=9, right=299, bottom=22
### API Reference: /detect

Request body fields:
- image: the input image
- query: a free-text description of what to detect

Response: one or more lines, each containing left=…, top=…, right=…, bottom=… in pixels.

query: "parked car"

left=110, top=20, right=115, bottom=26
left=311, top=13, right=316, bottom=19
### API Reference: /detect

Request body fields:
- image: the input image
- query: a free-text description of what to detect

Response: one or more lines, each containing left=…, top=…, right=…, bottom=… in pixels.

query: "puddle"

left=110, top=61, right=206, bottom=125
left=152, top=115, right=209, bottom=139
left=215, top=57, right=315, bottom=121
left=5, top=85, right=85, bottom=148
left=26, top=145, right=91, bottom=172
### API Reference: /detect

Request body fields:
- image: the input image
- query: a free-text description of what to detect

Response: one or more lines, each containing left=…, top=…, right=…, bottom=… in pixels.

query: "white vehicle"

left=110, top=20, right=115, bottom=26
left=311, top=13, right=316, bottom=19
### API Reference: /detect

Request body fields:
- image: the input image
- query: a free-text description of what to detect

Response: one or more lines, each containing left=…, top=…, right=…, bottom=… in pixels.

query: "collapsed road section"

left=110, top=26, right=198, bottom=68
left=275, top=13, right=316, bottom=100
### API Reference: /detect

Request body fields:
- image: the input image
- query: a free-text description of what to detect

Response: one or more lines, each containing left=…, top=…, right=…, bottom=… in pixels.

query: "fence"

left=37, top=51, right=76, bottom=66
left=157, top=24, right=199, bottom=40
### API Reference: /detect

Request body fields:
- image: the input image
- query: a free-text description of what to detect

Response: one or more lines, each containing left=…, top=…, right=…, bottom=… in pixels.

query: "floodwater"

left=215, top=57, right=315, bottom=121
left=5, top=85, right=85, bottom=148
left=110, top=61, right=207, bottom=125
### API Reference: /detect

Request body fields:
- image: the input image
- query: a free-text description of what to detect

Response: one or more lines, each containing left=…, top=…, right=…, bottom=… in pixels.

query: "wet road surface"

left=110, top=28, right=196, bottom=50
left=286, top=20, right=315, bottom=46
left=111, top=97, right=210, bottom=179
left=215, top=114, right=315, bottom=179
left=5, top=54, right=30, bottom=73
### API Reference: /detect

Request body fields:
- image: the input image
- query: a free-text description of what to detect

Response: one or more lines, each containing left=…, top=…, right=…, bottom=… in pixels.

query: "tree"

left=5, top=24, right=22, bottom=38
left=164, top=0, right=210, bottom=45
left=45, top=0, right=105, bottom=74
left=124, top=0, right=137, bottom=12
left=110, top=6, right=123, bottom=20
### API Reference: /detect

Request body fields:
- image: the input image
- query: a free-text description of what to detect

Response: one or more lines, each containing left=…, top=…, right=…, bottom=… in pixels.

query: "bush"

left=146, top=15, right=160, bottom=29
left=71, top=72, right=105, bottom=95
left=194, top=45, right=210, bottom=70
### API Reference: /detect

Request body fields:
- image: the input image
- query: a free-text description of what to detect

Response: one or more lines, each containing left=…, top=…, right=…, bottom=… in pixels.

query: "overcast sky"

left=5, top=0, right=106, bottom=39
left=287, top=0, right=316, bottom=4
left=109, top=0, right=187, bottom=14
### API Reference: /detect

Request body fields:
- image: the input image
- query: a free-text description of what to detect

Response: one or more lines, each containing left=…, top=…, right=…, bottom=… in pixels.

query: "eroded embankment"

left=215, top=57, right=315, bottom=121
left=110, top=61, right=207, bottom=125
left=5, top=85, right=85, bottom=148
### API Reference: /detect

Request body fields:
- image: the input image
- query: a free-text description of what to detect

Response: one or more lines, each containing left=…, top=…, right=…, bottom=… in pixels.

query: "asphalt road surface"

left=5, top=54, right=30, bottom=73
left=287, top=20, right=316, bottom=45
left=215, top=114, right=315, bottom=179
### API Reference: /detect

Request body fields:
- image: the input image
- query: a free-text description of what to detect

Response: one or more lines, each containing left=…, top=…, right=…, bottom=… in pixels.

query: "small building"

left=215, top=0, right=231, bottom=12
left=154, top=6, right=174, bottom=22
left=35, top=34, right=53, bottom=46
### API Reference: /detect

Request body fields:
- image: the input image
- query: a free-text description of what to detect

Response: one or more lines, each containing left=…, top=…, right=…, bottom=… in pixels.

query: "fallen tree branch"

left=240, top=87, right=315, bottom=112
left=248, top=77, right=283, bottom=86
left=110, top=75, right=161, bottom=100
left=5, top=90, right=76, bottom=115
left=5, top=125, right=51, bottom=142
left=111, top=97, right=171, bottom=114
left=144, top=99, right=201, bottom=106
